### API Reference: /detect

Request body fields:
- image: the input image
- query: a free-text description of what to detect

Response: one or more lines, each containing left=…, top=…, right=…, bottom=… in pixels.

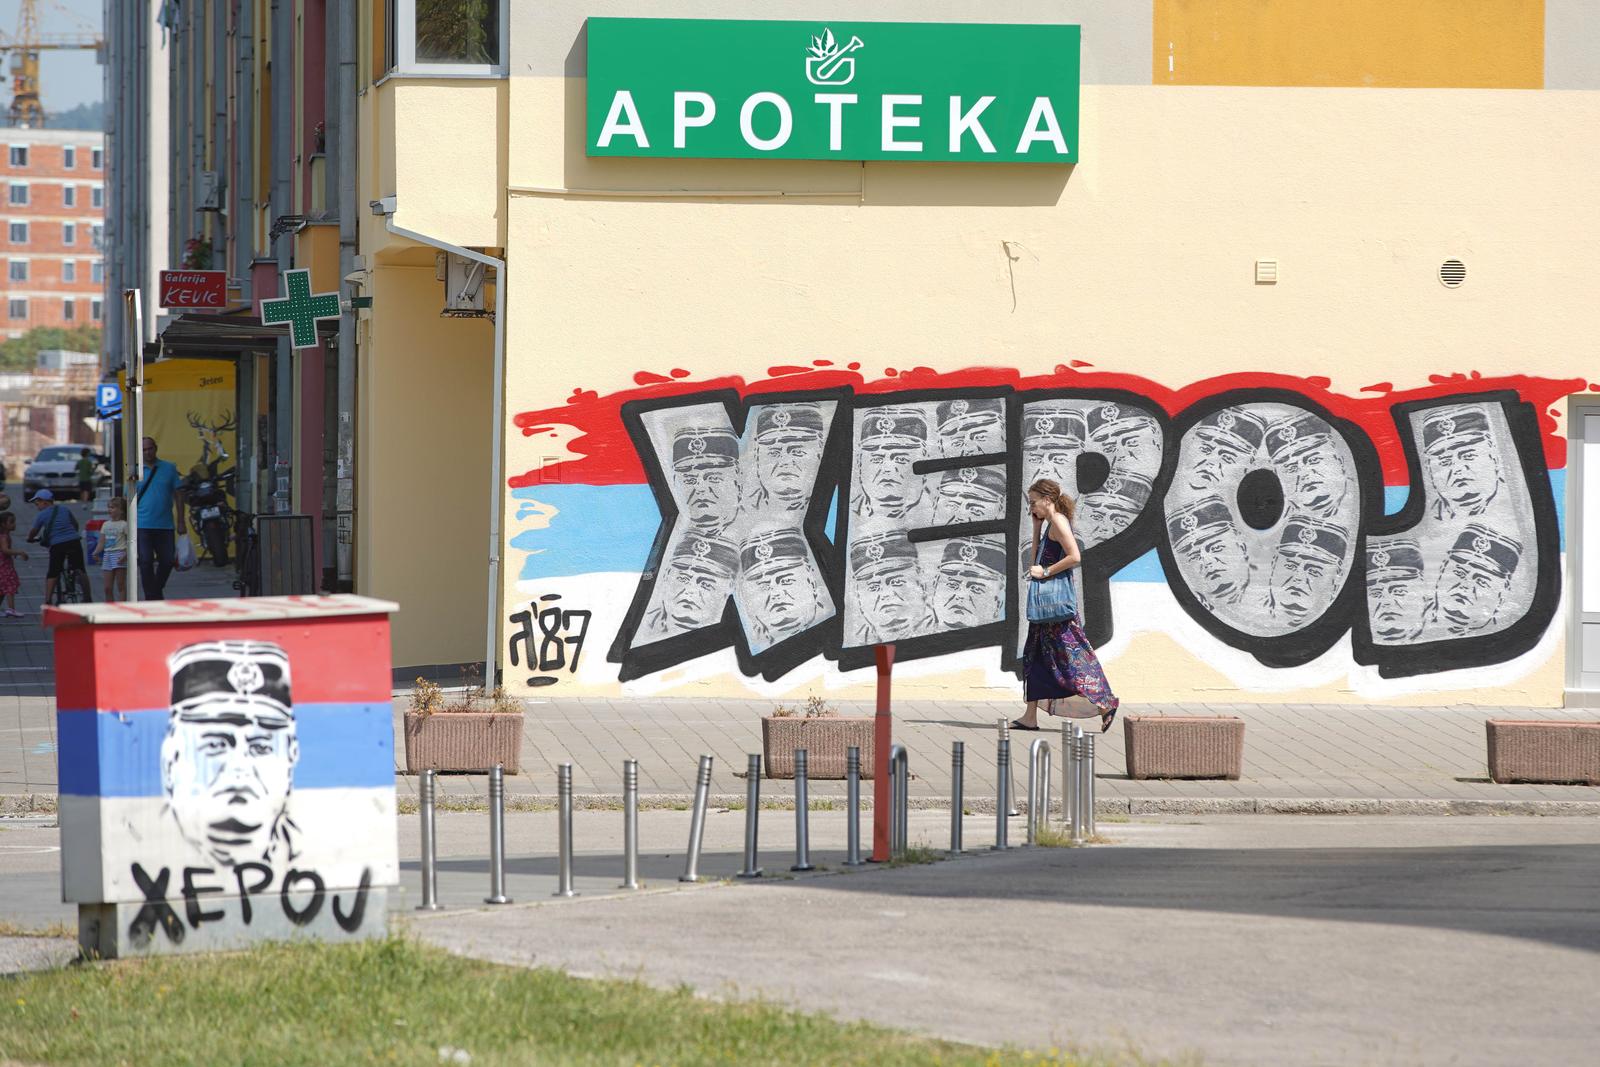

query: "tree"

left=0, top=326, right=103, bottom=372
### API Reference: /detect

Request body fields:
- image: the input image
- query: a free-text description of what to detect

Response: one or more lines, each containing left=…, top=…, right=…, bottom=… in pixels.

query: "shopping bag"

left=174, top=534, right=198, bottom=572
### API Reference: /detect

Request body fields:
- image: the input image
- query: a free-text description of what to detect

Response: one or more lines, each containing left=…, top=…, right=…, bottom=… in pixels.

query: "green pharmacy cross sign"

left=586, top=18, right=1080, bottom=165
left=260, top=268, right=341, bottom=349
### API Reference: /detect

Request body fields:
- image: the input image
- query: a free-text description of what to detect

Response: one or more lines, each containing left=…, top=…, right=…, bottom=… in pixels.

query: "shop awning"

left=142, top=313, right=304, bottom=359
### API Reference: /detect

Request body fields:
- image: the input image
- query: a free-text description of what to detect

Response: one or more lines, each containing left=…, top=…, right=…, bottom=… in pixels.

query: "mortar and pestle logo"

left=806, top=27, right=864, bottom=86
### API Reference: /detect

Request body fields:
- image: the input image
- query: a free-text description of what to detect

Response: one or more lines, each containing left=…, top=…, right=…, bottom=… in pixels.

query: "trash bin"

left=47, top=594, right=400, bottom=958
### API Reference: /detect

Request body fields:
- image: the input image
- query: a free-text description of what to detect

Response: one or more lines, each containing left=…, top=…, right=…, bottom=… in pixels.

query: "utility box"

left=47, top=595, right=400, bottom=958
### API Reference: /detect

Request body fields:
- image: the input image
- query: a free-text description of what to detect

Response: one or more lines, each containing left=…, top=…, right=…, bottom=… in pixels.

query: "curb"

left=6, top=792, right=1597, bottom=818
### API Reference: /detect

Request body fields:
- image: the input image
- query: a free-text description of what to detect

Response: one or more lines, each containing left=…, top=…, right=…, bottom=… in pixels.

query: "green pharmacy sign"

left=586, top=18, right=1080, bottom=164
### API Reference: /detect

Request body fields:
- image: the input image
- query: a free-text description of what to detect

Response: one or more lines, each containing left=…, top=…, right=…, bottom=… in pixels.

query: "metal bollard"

left=1070, top=725, right=1086, bottom=844
left=994, top=720, right=1011, bottom=850
left=949, top=740, right=965, bottom=855
left=888, top=743, right=909, bottom=856
left=844, top=746, right=865, bottom=867
left=792, top=749, right=815, bottom=872
left=738, top=753, right=763, bottom=878
left=1083, top=730, right=1097, bottom=837
left=554, top=763, right=577, bottom=897
left=1063, top=723, right=1079, bottom=835
left=680, top=754, right=713, bottom=883
left=1026, top=738, right=1052, bottom=845
left=417, top=769, right=439, bottom=911
left=484, top=763, right=512, bottom=904
left=620, top=759, right=640, bottom=890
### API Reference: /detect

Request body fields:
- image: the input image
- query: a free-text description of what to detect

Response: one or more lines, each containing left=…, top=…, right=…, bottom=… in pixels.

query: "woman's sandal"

left=1009, top=718, right=1042, bottom=731
left=1100, top=707, right=1118, bottom=733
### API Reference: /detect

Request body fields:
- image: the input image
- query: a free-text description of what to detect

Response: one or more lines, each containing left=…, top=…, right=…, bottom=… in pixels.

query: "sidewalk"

left=6, top=680, right=1599, bottom=811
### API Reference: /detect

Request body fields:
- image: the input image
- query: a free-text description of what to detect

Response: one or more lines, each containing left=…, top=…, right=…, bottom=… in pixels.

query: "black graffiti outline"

left=128, top=862, right=186, bottom=947
left=1351, top=391, right=1560, bottom=678
left=510, top=593, right=593, bottom=687
left=608, top=387, right=851, bottom=682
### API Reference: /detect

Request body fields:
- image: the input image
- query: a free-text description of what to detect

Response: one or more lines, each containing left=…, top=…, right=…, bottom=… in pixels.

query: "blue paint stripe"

left=57, top=702, right=394, bottom=798
left=513, top=473, right=1566, bottom=584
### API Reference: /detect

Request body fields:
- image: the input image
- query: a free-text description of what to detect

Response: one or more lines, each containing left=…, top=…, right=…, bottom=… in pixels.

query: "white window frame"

left=90, top=298, right=102, bottom=321
left=91, top=185, right=103, bottom=208
left=395, top=0, right=508, bottom=77
left=63, top=222, right=75, bottom=245
left=7, top=145, right=26, bottom=167
left=7, top=221, right=25, bottom=243
left=7, top=182, right=28, bottom=205
left=63, top=145, right=76, bottom=169
left=63, top=185, right=76, bottom=207
left=91, top=147, right=102, bottom=169
left=62, top=298, right=75, bottom=321
left=7, top=298, right=26, bottom=320
left=91, top=260, right=103, bottom=283
left=62, top=259, right=75, bottom=282
left=8, top=258, right=27, bottom=282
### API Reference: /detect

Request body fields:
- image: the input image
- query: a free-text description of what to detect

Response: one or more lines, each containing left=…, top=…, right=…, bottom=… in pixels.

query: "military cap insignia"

left=950, top=399, right=969, bottom=418
left=228, top=660, right=265, bottom=696
left=960, top=542, right=979, bottom=563
left=1181, top=514, right=1199, bottom=532
left=1372, top=548, right=1390, bottom=569
left=1473, top=535, right=1491, bottom=555
left=774, top=409, right=792, bottom=429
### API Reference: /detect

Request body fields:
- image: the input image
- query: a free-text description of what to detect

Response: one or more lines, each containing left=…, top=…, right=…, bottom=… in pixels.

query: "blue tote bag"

left=1026, top=525, right=1078, bottom=624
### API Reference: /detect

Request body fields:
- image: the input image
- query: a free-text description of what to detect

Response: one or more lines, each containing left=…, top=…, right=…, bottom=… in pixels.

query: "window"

left=91, top=147, right=102, bottom=169
left=90, top=223, right=102, bottom=248
left=7, top=222, right=25, bottom=243
left=63, top=146, right=75, bottom=169
left=63, top=185, right=75, bottom=207
left=90, top=298, right=102, bottom=321
left=63, top=299, right=74, bottom=322
left=63, top=222, right=75, bottom=245
left=8, top=259, right=27, bottom=282
left=91, top=186, right=103, bottom=208
left=7, top=299, right=25, bottom=320
left=7, top=184, right=27, bottom=205
left=396, top=0, right=506, bottom=74
left=91, top=260, right=103, bottom=283
left=7, top=146, right=25, bottom=167
left=62, top=260, right=75, bottom=282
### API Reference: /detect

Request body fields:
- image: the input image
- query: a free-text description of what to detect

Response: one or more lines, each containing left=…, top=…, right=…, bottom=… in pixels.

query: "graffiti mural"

left=511, top=366, right=1582, bottom=688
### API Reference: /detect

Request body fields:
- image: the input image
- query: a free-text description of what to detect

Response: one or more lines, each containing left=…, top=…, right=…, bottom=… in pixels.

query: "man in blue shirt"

left=136, top=436, right=188, bottom=599
left=27, top=489, right=91, bottom=604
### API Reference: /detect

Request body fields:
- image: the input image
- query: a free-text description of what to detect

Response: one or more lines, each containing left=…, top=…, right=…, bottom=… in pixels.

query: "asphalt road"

left=6, top=813, right=1597, bottom=1065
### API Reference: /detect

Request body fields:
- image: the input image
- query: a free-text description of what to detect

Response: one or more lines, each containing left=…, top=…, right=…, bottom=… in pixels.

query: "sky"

left=0, top=0, right=103, bottom=114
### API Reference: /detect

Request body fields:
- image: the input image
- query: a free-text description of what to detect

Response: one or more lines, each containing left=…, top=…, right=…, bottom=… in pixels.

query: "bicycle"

left=48, top=565, right=87, bottom=606
left=232, top=511, right=261, bottom=598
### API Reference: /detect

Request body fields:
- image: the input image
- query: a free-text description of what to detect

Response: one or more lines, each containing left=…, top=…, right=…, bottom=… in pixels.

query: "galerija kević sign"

left=586, top=19, right=1080, bottom=164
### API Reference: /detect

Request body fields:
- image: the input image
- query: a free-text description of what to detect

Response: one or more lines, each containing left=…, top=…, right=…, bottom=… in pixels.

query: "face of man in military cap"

left=1425, top=430, right=1501, bottom=517
left=161, top=642, right=298, bottom=869
left=674, top=459, right=739, bottom=534
left=752, top=408, right=823, bottom=511
left=937, top=399, right=1005, bottom=457
left=739, top=554, right=825, bottom=643
left=858, top=558, right=925, bottom=639
left=662, top=555, right=730, bottom=630
left=1089, top=409, right=1161, bottom=470
left=1370, top=570, right=1426, bottom=643
left=1286, top=448, right=1349, bottom=518
left=1188, top=414, right=1259, bottom=493
left=931, top=468, right=1004, bottom=526
left=1175, top=524, right=1252, bottom=609
left=1432, top=555, right=1510, bottom=636
left=933, top=560, right=1004, bottom=630
left=857, top=438, right=925, bottom=516
left=1271, top=543, right=1343, bottom=627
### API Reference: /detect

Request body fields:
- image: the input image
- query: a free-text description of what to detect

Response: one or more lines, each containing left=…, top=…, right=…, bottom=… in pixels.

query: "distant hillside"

left=46, top=100, right=104, bottom=132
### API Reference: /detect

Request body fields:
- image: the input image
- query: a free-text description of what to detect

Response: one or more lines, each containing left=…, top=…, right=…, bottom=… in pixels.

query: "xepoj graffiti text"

left=511, top=366, right=1586, bottom=684
left=127, top=862, right=375, bottom=948
left=586, top=19, right=1081, bottom=164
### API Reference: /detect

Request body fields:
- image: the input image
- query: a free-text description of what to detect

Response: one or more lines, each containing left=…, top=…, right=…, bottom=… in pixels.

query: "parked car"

left=23, top=444, right=110, bottom=497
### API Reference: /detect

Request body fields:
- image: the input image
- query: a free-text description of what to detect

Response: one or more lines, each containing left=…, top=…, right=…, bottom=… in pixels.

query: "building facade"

left=1, top=128, right=105, bottom=340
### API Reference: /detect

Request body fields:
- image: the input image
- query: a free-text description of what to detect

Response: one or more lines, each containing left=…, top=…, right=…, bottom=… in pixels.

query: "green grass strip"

left=0, top=935, right=1141, bottom=1067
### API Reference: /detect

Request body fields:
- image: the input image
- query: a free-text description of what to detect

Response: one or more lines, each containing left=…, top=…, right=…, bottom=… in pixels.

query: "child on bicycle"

left=26, top=489, right=91, bottom=607
left=0, top=510, right=25, bottom=617
left=92, top=496, right=129, bottom=603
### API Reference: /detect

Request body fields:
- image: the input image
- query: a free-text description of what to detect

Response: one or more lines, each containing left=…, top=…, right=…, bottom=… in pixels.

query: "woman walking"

left=1011, top=478, right=1119, bottom=732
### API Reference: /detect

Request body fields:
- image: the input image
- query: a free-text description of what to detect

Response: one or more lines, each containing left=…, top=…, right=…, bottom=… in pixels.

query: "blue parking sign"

left=97, top=383, right=123, bottom=419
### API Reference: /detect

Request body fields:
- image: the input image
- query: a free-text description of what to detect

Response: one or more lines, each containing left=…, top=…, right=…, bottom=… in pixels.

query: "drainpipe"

left=332, top=0, right=357, bottom=588
left=381, top=212, right=506, bottom=687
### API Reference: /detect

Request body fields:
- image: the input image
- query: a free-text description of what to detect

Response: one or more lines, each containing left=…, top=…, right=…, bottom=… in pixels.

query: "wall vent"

left=1254, top=259, right=1278, bottom=284
left=1439, top=259, right=1466, bottom=288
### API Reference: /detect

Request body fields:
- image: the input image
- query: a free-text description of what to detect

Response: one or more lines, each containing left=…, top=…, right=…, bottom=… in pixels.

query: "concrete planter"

left=762, top=717, right=875, bottom=779
left=1486, top=720, right=1600, bottom=785
left=1124, top=715, right=1244, bottom=780
left=402, top=711, right=524, bottom=774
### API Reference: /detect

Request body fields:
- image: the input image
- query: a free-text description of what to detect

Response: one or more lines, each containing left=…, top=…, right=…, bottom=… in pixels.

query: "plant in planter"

left=401, top=667, right=525, bottom=773
left=762, top=694, right=874, bottom=779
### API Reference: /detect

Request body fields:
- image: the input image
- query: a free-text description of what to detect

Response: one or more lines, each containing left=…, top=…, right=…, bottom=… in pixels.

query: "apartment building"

left=1, top=127, right=106, bottom=340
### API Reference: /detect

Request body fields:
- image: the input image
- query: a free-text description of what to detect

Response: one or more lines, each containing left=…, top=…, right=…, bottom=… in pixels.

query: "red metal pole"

left=871, top=643, right=895, bottom=862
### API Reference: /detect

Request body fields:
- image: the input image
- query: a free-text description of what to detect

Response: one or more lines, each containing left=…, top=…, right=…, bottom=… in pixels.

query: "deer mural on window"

left=187, top=409, right=237, bottom=475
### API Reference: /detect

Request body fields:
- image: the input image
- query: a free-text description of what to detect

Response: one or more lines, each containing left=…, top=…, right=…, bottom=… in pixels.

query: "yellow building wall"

left=500, top=74, right=1598, bottom=706
left=1154, top=0, right=1545, bottom=88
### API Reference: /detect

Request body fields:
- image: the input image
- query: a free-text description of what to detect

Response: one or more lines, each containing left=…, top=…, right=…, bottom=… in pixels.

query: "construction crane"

left=0, top=0, right=102, bottom=128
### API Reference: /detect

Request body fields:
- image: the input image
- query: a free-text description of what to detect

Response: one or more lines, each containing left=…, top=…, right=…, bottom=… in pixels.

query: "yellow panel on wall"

left=1154, top=0, right=1544, bottom=89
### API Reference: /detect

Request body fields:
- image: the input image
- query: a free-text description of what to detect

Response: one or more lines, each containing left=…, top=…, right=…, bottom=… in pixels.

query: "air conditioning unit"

left=197, top=170, right=225, bottom=211
left=437, top=252, right=489, bottom=318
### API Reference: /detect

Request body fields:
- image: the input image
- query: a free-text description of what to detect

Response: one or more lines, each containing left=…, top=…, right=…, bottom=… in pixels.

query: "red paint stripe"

left=509, top=367, right=1590, bottom=489
left=52, top=614, right=393, bottom=711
